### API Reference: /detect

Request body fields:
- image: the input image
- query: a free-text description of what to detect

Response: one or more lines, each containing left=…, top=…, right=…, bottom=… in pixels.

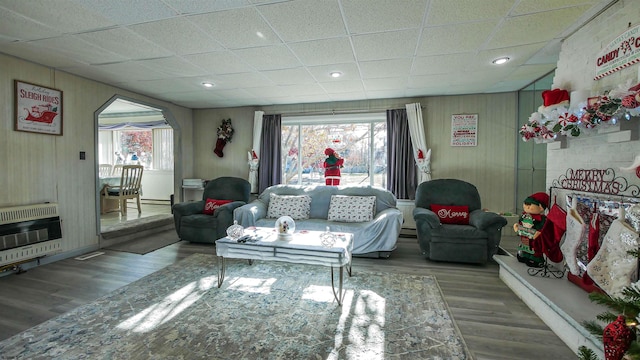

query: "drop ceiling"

left=0, top=0, right=615, bottom=109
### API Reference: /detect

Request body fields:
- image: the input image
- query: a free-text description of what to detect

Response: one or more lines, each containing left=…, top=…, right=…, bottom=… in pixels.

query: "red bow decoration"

left=417, top=149, right=424, bottom=160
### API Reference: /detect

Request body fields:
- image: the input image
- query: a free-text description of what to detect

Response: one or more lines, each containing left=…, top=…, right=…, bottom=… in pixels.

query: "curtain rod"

left=263, top=105, right=424, bottom=117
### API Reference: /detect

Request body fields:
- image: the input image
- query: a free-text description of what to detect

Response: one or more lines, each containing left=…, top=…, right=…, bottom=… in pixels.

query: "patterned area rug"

left=0, top=254, right=470, bottom=359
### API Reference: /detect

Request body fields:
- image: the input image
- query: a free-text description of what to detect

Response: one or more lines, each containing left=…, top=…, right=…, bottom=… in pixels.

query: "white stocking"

left=587, top=219, right=639, bottom=297
left=561, top=207, right=586, bottom=275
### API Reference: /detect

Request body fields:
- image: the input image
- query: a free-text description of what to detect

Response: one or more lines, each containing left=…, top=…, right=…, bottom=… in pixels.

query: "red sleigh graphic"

left=24, top=104, right=58, bottom=124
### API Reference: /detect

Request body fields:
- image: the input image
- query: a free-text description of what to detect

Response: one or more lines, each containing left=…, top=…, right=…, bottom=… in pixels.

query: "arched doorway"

left=94, top=95, right=182, bottom=236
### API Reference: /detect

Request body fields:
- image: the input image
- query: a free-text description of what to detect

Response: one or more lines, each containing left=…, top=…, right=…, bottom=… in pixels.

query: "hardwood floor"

left=0, top=230, right=579, bottom=359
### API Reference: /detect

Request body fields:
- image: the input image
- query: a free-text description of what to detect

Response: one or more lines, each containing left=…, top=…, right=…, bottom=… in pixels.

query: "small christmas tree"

left=579, top=249, right=640, bottom=360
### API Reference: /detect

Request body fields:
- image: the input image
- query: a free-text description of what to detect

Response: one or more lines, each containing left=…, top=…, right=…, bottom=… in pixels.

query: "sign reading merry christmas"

left=594, top=23, right=640, bottom=80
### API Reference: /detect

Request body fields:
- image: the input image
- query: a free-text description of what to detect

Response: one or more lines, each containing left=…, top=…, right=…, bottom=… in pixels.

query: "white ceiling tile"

left=503, top=64, right=557, bottom=83
left=352, top=30, right=420, bottom=61
left=1, top=42, right=86, bottom=69
left=276, top=83, right=327, bottom=96
left=162, top=0, right=251, bottom=14
left=2, top=0, right=114, bottom=34
left=411, top=54, right=474, bottom=76
left=0, top=0, right=613, bottom=108
left=95, top=62, right=168, bottom=81
left=77, top=28, right=173, bottom=60
left=363, top=78, right=408, bottom=91
left=0, top=8, right=59, bottom=41
left=258, top=0, right=345, bottom=42
left=188, top=8, right=281, bottom=49
left=488, top=5, right=593, bottom=49
left=69, top=0, right=178, bottom=25
left=136, top=57, right=207, bottom=77
left=262, top=68, right=316, bottom=85
left=288, top=38, right=355, bottom=66
left=216, top=88, right=261, bottom=100
left=512, top=0, right=599, bottom=15
left=359, top=59, right=412, bottom=79
left=426, top=0, right=515, bottom=26
left=128, top=78, right=207, bottom=93
left=408, top=73, right=462, bottom=88
left=341, top=0, right=427, bottom=34
left=471, top=43, right=547, bottom=70
left=233, top=45, right=302, bottom=71
left=417, top=21, right=496, bottom=56
left=244, top=86, right=289, bottom=97
left=130, top=18, right=223, bottom=56
left=307, top=63, right=361, bottom=81
left=57, top=64, right=123, bottom=83
left=320, top=80, right=365, bottom=93
left=214, top=72, right=275, bottom=88
left=184, top=51, right=255, bottom=74
left=27, top=36, right=127, bottom=65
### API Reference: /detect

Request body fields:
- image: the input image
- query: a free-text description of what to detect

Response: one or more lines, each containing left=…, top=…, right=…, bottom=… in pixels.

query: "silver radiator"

left=0, top=203, right=63, bottom=267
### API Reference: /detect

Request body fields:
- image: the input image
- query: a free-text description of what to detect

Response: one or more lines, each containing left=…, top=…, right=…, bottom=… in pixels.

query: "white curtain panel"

left=405, top=103, right=431, bottom=182
left=248, top=111, right=264, bottom=193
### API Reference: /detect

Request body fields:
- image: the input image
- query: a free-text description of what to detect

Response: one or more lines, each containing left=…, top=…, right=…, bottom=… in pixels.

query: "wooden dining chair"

left=111, top=164, right=124, bottom=177
left=101, top=165, right=144, bottom=215
left=98, top=164, right=113, bottom=178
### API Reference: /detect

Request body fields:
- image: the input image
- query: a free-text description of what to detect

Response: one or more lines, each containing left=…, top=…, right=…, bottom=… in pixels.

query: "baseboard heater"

left=0, top=203, right=63, bottom=267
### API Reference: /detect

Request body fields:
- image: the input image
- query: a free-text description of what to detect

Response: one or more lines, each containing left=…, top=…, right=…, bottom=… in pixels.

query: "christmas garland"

left=520, top=82, right=640, bottom=143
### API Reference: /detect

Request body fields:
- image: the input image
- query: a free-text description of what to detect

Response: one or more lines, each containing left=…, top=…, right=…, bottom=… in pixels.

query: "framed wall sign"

left=451, top=114, right=477, bottom=146
left=14, top=80, right=63, bottom=135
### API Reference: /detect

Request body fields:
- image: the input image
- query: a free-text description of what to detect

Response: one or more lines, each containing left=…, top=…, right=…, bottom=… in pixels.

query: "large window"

left=281, top=113, right=387, bottom=187
left=98, top=127, right=173, bottom=171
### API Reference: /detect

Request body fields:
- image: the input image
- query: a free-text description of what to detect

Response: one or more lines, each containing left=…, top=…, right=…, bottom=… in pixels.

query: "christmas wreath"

left=214, top=118, right=234, bottom=157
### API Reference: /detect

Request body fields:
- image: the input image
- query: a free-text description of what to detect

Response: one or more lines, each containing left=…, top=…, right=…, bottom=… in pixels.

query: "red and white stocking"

left=214, top=138, right=227, bottom=157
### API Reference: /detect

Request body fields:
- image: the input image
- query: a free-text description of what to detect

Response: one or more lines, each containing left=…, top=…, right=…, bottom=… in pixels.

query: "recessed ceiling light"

left=330, top=71, right=342, bottom=78
left=202, top=82, right=215, bottom=88
left=492, top=57, right=510, bottom=65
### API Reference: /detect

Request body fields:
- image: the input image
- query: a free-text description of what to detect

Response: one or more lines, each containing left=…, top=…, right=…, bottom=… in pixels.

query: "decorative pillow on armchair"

left=267, top=194, right=312, bottom=220
left=203, top=198, right=232, bottom=215
left=430, top=204, right=469, bottom=225
left=327, top=195, right=376, bottom=222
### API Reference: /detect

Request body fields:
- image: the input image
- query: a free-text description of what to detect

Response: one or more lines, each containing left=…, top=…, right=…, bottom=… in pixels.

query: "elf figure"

left=323, top=148, right=344, bottom=186
left=514, top=192, right=549, bottom=268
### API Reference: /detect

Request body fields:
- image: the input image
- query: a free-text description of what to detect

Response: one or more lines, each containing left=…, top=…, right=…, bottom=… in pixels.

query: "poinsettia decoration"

left=217, top=118, right=234, bottom=142
left=520, top=82, right=640, bottom=143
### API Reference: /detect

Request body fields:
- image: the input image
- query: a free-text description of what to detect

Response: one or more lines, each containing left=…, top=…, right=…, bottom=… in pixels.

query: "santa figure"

left=323, top=148, right=344, bottom=186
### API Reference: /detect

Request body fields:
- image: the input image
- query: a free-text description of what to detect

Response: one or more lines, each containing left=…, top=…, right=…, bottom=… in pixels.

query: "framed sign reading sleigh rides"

left=14, top=80, right=63, bottom=136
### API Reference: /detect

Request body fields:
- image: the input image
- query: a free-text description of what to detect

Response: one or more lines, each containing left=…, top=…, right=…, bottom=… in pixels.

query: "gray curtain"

left=258, top=114, right=282, bottom=194
left=386, top=109, right=417, bottom=200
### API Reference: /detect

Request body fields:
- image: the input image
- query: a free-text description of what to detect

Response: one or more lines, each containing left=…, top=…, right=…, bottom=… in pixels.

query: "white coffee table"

left=215, top=227, right=353, bottom=305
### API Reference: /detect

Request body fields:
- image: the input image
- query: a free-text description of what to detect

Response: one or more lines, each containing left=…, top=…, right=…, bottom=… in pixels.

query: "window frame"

left=281, top=112, right=386, bottom=187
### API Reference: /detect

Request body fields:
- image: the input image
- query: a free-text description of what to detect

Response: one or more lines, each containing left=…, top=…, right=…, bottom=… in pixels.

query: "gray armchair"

left=413, top=179, right=507, bottom=264
left=172, top=177, right=250, bottom=244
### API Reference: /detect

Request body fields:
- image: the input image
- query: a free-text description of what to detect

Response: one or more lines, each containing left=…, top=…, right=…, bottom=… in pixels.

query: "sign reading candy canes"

left=594, top=23, right=640, bottom=80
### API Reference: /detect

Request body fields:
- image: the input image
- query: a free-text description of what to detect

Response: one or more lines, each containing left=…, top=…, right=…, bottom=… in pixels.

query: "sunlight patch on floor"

left=116, top=276, right=215, bottom=333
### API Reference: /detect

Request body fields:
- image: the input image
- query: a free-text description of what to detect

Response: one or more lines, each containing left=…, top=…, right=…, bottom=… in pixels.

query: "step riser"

left=101, top=223, right=175, bottom=248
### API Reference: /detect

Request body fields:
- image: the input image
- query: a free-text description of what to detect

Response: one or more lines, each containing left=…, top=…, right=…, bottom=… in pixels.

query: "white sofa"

left=233, top=184, right=403, bottom=258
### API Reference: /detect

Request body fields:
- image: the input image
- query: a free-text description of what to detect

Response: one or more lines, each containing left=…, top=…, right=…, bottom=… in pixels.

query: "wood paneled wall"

left=193, top=93, right=518, bottom=213
left=0, top=54, right=193, bottom=255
